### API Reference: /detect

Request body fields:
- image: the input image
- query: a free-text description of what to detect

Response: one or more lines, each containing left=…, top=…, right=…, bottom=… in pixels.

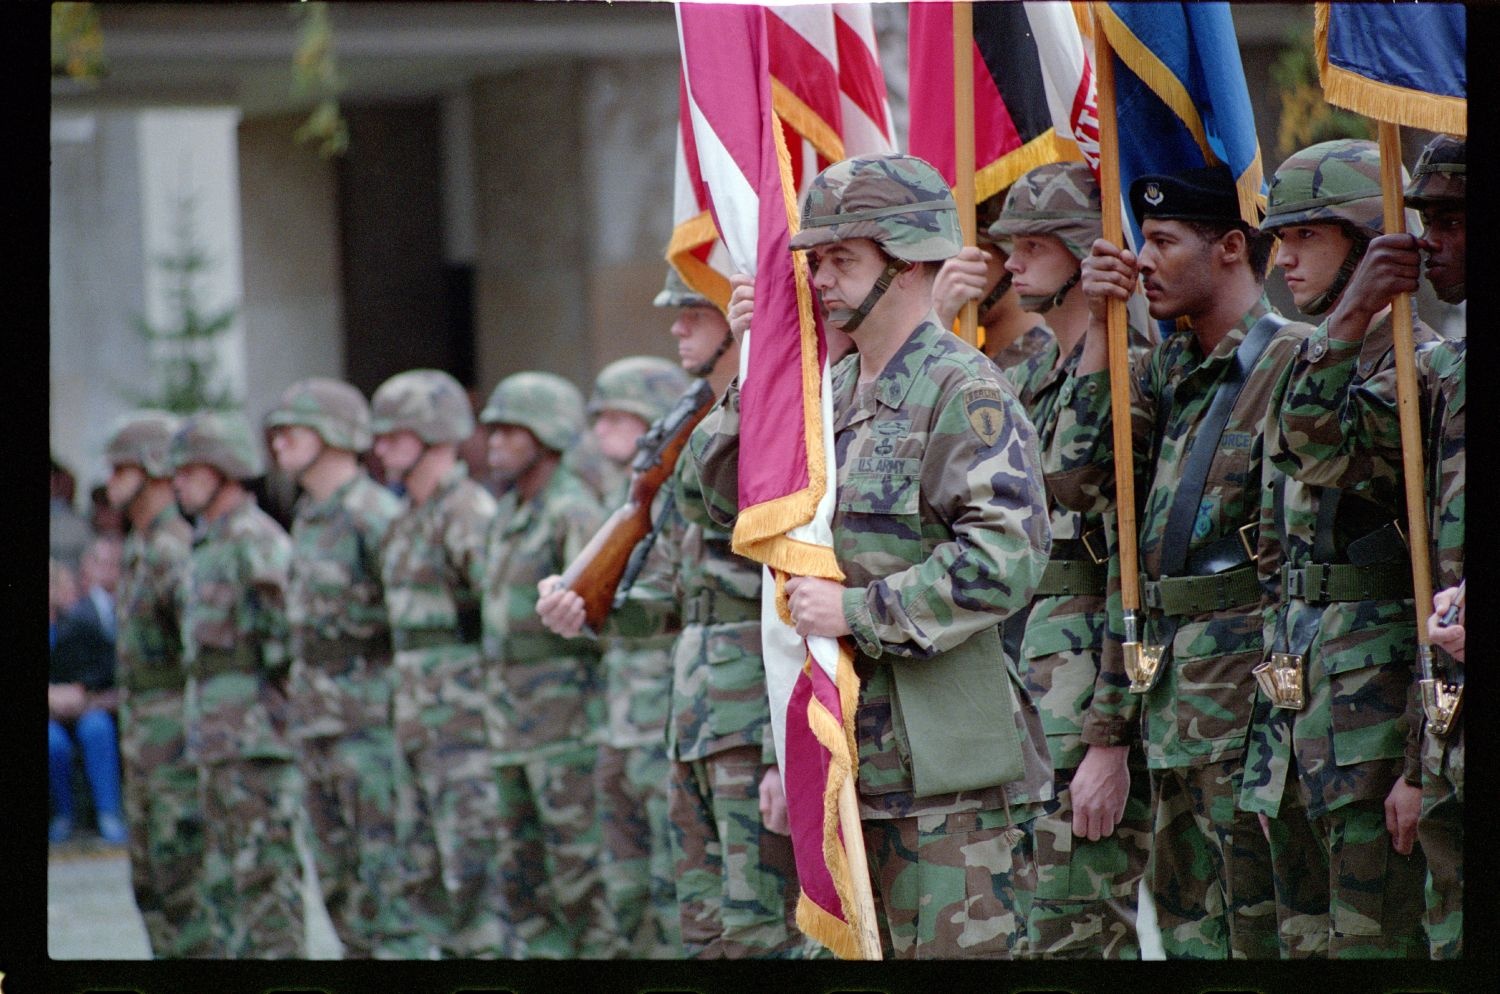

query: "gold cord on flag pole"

left=953, top=1, right=979, bottom=347
left=1377, top=120, right=1459, bottom=732
left=1092, top=5, right=1155, bottom=691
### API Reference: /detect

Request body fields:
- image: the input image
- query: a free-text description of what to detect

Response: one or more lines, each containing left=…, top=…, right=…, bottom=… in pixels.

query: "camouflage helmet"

left=1404, top=134, right=1465, bottom=208
left=104, top=410, right=179, bottom=478
left=975, top=191, right=1008, bottom=247
left=789, top=153, right=962, bottom=262
left=652, top=268, right=714, bottom=309
left=263, top=377, right=372, bottom=452
left=1261, top=139, right=1393, bottom=242
left=369, top=369, right=475, bottom=445
left=169, top=410, right=265, bottom=480
left=480, top=371, right=586, bottom=453
left=588, top=356, right=691, bottom=425
left=990, top=162, right=1103, bottom=260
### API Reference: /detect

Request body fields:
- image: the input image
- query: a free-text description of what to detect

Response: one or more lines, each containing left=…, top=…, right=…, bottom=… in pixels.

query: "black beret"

left=1129, top=164, right=1246, bottom=225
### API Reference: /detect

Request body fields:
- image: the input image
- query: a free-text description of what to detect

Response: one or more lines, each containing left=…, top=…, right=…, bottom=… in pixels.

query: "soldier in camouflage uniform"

left=585, top=355, right=691, bottom=958
left=540, top=270, right=813, bottom=959
left=691, top=153, right=1056, bottom=959
left=1045, top=165, right=1301, bottom=959
left=1236, top=140, right=1430, bottom=958
left=104, top=411, right=213, bottom=957
left=170, top=411, right=305, bottom=958
left=477, top=371, right=611, bottom=958
left=932, top=191, right=1053, bottom=370
left=370, top=369, right=508, bottom=958
left=991, top=162, right=1154, bottom=959
left=1275, top=135, right=1465, bottom=959
left=264, top=378, right=404, bottom=958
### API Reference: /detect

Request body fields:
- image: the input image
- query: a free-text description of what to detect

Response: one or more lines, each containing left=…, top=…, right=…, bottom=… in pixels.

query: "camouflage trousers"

left=199, top=757, right=307, bottom=958
left=863, top=805, right=1040, bottom=959
left=387, top=733, right=512, bottom=958
left=668, top=745, right=815, bottom=958
left=596, top=740, right=681, bottom=958
left=298, top=727, right=400, bottom=958
left=1024, top=753, right=1152, bottom=959
left=1419, top=721, right=1463, bottom=960
left=1264, top=794, right=1427, bottom=957
left=494, top=744, right=613, bottom=959
left=121, top=726, right=216, bottom=958
left=1149, top=759, right=1279, bottom=959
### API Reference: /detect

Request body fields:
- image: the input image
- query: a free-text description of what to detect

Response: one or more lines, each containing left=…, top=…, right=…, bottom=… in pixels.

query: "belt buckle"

left=1253, top=652, right=1306, bottom=710
left=1125, top=641, right=1166, bottom=694
left=1421, top=678, right=1462, bottom=736
left=1081, top=527, right=1109, bottom=566
left=1238, top=521, right=1260, bottom=563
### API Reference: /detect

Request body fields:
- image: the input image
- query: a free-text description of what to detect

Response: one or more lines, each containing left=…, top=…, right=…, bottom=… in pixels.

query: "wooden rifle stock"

left=560, top=379, right=717, bottom=632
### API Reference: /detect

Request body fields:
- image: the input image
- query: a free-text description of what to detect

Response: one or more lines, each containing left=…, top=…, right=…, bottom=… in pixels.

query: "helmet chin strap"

left=1300, top=238, right=1368, bottom=317
left=824, top=257, right=912, bottom=334
left=1018, top=267, right=1081, bottom=314
left=978, top=270, right=1014, bottom=318
left=689, top=327, right=735, bottom=378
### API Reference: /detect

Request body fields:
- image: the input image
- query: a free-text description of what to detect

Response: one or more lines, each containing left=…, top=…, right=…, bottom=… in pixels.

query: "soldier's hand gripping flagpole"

left=953, top=1, right=978, bottom=347
left=1090, top=7, right=1151, bottom=690
left=1376, top=121, right=1461, bottom=734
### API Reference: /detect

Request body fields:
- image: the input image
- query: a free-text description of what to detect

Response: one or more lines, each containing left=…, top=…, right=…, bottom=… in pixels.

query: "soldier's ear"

left=1214, top=227, right=1247, bottom=269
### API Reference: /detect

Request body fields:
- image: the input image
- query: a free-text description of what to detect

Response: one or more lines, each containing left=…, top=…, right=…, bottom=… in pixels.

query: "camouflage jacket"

left=597, top=484, right=677, bottom=750
left=285, top=472, right=403, bottom=740
left=381, top=462, right=495, bottom=749
left=986, top=322, right=1054, bottom=372
left=1241, top=314, right=1436, bottom=818
left=1045, top=295, right=1309, bottom=770
left=180, top=496, right=293, bottom=765
left=116, top=504, right=192, bottom=762
left=1005, top=329, right=1143, bottom=770
left=692, top=318, right=1055, bottom=821
left=482, top=465, right=606, bottom=763
left=610, top=453, right=773, bottom=764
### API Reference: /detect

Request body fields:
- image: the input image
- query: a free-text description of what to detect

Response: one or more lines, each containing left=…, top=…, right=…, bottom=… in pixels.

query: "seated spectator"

left=48, top=541, right=126, bottom=845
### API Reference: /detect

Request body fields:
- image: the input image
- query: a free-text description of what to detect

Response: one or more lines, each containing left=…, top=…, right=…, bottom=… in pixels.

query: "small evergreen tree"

left=125, top=195, right=240, bottom=414
left=1270, top=29, right=1372, bottom=161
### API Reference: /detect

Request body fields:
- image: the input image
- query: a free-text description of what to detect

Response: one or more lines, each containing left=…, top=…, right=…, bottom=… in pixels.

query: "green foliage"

left=51, top=2, right=107, bottom=81
left=125, top=197, right=240, bottom=415
left=291, top=4, right=350, bottom=158
left=1270, top=29, right=1372, bottom=161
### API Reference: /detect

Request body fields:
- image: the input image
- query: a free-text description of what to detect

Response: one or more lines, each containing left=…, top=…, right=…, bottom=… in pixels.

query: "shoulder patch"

left=964, top=384, right=1006, bottom=447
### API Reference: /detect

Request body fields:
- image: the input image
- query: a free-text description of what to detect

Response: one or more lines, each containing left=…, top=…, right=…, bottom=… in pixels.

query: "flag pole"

left=953, top=1, right=979, bottom=347
left=1091, top=6, right=1149, bottom=682
left=1376, top=120, right=1457, bottom=729
left=837, top=773, right=884, bottom=958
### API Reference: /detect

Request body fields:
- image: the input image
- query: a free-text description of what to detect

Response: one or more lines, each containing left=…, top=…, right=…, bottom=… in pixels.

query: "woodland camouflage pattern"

left=789, top=153, right=961, bottom=261
left=114, top=503, right=213, bottom=957
left=169, top=410, right=265, bottom=480
left=990, top=161, right=1104, bottom=259
left=1241, top=312, right=1435, bottom=958
left=370, top=368, right=475, bottom=444
left=263, top=377, right=373, bottom=452
left=588, top=355, right=692, bottom=424
left=1278, top=330, right=1466, bottom=959
left=1006, top=327, right=1153, bottom=958
left=480, top=371, right=587, bottom=453
left=284, top=471, right=403, bottom=957
left=179, top=494, right=303, bottom=957
left=483, top=464, right=611, bottom=957
left=378, top=461, right=510, bottom=958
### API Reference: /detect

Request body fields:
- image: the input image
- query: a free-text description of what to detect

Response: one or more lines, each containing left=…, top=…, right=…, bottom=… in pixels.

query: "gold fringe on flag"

left=1314, top=4, right=1467, bottom=137
left=793, top=638, right=867, bottom=959
left=976, top=131, right=1086, bottom=211
left=665, top=210, right=733, bottom=313
left=772, top=78, right=846, bottom=164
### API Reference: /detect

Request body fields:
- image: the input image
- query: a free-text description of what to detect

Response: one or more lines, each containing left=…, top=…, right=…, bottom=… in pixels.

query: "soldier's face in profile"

left=1005, top=233, right=1074, bottom=302
left=172, top=463, right=221, bottom=516
left=1273, top=223, right=1355, bottom=312
left=670, top=305, right=730, bottom=372
left=808, top=237, right=884, bottom=330
left=1419, top=207, right=1466, bottom=300
left=105, top=463, right=146, bottom=511
left=268, top=423, right=323, bottom=477
left=1137, top=219, right=1217, bottom=322
left=372, top=430, right=424, bottom=481
left=487, top=423, right=542, bottom=481
left=592, top=409, right=649, bottom=466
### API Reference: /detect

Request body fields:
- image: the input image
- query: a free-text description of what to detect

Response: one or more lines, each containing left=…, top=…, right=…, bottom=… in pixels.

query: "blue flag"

left=1316, top=2, right=1465, bottom=135
left=1096, top=2, right=1263, bottom=247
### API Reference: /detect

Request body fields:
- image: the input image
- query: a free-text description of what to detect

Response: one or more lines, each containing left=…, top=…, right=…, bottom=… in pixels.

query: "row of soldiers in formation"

left=97, top=130, right=1464, bottom=962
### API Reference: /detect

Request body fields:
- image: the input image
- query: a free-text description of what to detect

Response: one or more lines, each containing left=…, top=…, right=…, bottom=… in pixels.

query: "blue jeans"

left=48, top=710, right=123, bottom=821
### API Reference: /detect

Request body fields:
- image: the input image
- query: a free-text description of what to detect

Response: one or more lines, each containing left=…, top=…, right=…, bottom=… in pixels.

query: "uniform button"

left=1059, top=382, right=1074, bottom=403
left=1306, top=339, right=1328, bottom=362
